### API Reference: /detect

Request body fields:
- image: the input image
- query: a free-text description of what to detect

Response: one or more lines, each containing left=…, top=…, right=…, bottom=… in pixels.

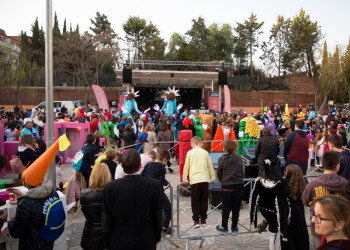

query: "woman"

left=146, top=125, right=157, bottom=150
left=101, top=149, right=118, bottom=180
left=5, top=122, right=17, bottom=141
left=80, top=163, right=112, bottom=250
left=250, top=160, right=288, bottom=250
left=122, top=124, right=137, bottom=148
left=281, top=165, right=309, bottom=250
left=157, top=123, right=174, bottom=173
left=312, top=195, right=350, bottom=250
left=100, top=116, right=110, bottom=145
left=16, top=134, right=42, bottom=169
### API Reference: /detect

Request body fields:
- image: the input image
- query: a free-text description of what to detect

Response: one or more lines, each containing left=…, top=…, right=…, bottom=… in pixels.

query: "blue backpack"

left=72, top=150, right=84, bottom=171
left=40, top=197, right=66, bottom=242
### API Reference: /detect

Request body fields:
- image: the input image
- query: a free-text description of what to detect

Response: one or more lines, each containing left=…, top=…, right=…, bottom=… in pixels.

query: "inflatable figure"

left=122, top=92, right=142, bottom=123
left=154, top=86, right=183, bottom=117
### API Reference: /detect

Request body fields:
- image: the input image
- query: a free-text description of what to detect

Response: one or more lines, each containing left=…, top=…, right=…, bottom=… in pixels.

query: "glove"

left=177, top=103, right=183, bottom=111
left=153, top=104, right=160, bottom=111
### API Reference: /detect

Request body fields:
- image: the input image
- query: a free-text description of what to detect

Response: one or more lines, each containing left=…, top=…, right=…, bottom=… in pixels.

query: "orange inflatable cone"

left=229, top=128, right=238, bottom=153
left=211, top=125, right=224, bottom=152
left=22, top=135, right=70, bottom=187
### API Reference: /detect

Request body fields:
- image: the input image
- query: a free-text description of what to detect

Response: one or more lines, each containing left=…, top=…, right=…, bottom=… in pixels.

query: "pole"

left=45, top=0, right=56, bottom=185
left=218, top=85, right=222, bottom=113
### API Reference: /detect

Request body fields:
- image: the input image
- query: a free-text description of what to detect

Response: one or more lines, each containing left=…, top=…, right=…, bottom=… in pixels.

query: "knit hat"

left=22, top=135, right=70, bottom=187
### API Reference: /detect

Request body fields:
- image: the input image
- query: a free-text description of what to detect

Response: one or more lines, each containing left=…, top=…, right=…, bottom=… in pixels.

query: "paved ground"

left=57, top=159, right=320, bottom=250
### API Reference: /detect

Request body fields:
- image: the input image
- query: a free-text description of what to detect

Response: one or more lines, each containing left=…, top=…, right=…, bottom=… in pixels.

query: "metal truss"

left=122, top=60, right=231, bottom=68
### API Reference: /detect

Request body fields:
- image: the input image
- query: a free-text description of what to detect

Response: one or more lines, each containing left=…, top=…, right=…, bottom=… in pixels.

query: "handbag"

left=10, top=155, right=29, bottom=174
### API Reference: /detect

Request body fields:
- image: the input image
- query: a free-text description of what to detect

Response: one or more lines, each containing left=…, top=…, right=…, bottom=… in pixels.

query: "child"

left=182, top=136, right=216, bottom=228
left=141, top=150, right=172, bottom=234
left=216, top=140, right=243, bottom=235
left=55, top=155, right=63, bottom=191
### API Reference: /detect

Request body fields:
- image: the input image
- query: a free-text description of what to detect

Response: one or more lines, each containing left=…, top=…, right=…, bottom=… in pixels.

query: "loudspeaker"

left=123, top=68, right=132, bottom=83
left=218, top=71, right=227, bottom=85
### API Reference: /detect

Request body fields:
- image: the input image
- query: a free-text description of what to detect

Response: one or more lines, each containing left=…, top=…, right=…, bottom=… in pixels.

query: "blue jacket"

left=339, top=151, right=350, bottom=180
left=19, top=127, right=40, bottom=139
left=135, top=132, right=148, bottom=153
left=80, top=143, right=98, bottom=174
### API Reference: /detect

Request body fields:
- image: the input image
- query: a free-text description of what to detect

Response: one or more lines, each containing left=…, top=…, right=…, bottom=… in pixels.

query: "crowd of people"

left=1, top=102, right=350, bottom=250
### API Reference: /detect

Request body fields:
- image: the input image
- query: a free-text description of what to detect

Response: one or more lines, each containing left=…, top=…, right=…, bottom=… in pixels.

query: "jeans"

left=190, top=182, right=209, bottom=222
left=221, top=189, right=242, bottom=228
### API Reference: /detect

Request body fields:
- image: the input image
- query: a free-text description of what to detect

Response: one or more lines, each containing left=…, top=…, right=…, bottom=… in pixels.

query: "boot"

left=269, top=232, right=278, bottom=250
left=257, top=220, right=268, bottom=234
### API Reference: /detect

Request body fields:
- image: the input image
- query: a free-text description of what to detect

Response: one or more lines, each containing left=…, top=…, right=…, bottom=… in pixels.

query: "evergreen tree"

left=31, top=18, right=45, bottom=67
left=63, top=18, right=67, bottom=35
left=53, top=12, right=61, bottom=38
left=186, top=16, right=210, bottom=61
left=208, top=23, right=234, bottom=63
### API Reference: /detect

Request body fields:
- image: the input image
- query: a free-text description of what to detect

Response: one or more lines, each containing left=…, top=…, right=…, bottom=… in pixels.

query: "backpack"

left=72, top=150, right=84, bottom=171
left=10, top=155, right=29, bottom=174
left=40, top=196, right=66, bottom=242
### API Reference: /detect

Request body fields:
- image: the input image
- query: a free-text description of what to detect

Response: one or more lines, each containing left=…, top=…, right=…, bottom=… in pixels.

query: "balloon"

left=77, top=125, right=82, bottom=131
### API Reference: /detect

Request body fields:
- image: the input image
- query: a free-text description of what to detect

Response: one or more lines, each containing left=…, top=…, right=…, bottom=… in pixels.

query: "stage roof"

left=115, top=70, right=218, bottom=89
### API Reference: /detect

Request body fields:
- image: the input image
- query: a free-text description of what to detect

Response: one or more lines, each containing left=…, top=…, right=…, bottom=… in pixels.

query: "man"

left=284, top=120, right=309, bottom=175
left=60, top=104, right=67, bottom=114
left=302, top=151, right=348, bottom=247
left=102, top=149, right=163, bottom=250
left=255, top=126, right=280, bottom=176
left=315, top=114, right=325, bottom=131
left=328, top=135, right=350, bottom=180
left=19, top=118, right=40, bottom=139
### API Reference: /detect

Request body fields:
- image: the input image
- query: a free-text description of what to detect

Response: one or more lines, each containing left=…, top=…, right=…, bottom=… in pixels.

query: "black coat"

left=8, top=182, right=57, bottom=250
left=101, top=159, right=117, bottom=180
left=102, top=175, right=163, bottom=250
left=255, top=134, right=279, bottom=174
left=80, top=189, right=104, bottom=250
left=217, top=153, right=244, bottom=190
left=122, top=130, right=137, bottom=148
left=81, top=143, right=98, bottom=174
left=17, top=147, right=42, bottom=167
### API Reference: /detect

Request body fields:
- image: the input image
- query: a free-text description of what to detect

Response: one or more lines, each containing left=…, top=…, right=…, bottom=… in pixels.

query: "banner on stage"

left=208, top=91, right=219, bottom=111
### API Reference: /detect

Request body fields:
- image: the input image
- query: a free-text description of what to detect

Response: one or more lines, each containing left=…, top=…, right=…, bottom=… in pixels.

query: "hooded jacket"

left=302, top=173, right=348, bottom=238
left=8, top=181, right=58, bottom=250
left=284, top=130, right=309, bottom=163
left=338, top=150, right=350, bottom=180
left=16, top=145, right=42, bottom=168
left=77, top=109, right=85, bottom=121
left=217, top=153, right=244, bottom=190
left=267, top=118, right=276, bottom=136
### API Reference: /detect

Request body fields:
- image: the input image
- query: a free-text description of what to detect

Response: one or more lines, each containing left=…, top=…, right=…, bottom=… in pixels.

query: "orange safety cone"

left=211, top=125, right=224, bottom=152
left=229, top=128, right=238, bottom=153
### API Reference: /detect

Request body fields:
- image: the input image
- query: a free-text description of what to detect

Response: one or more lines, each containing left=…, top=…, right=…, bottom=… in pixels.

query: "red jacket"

left=90, top=120, right=99, bottom=133
left=76, top=109, right=85, bottom=121
left=104, top=111, right=112, bottom=121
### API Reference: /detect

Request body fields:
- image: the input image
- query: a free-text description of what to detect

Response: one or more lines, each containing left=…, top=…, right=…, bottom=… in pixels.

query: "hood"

left=79, top=109, right=84, bottom=114
left=18, top=146, right=28, bottom=152
left=24, top=181, right=53, bottom=199
left=268, top=118, right=274, bottom=124
left=221, top=154, right=239, bottom=164
left=295, top=130, right=307, bottom=137
left=318, top=174, right=348, bottom=192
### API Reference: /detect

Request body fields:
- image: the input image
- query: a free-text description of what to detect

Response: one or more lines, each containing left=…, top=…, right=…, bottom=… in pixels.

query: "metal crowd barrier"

left=169, top=174, right=321, bottom=250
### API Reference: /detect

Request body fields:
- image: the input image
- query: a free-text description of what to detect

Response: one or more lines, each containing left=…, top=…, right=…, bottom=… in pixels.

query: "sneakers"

left=257, top=220, right=268, bottom=234
left=162, top=227, right=172, bottom=234
left=216, top=225, right=228, bottom=234
left=231, top=227, right=239, bottom=236
left=201, top=220, right=206, bottom=227
left=194, top=221, right=200, bottom=229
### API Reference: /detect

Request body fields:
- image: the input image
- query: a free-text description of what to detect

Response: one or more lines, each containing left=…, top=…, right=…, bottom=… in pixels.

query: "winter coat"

left=157, top=130, right=173, bottom=151
left=8, top=181, right=58, bottom=250
left=16, top=145, right=42, bottom=168
left=284, top=130, right=309, bottom=163
left=66, top=171, right=81, bottom=205
left=80, top=143, right=98, bottom=174
left=141, top=162, right=169, bottom=187
left=19, top=126, right=40, bottom=138
left=80, top=189, right=104, bottom=250
left=147, top=131, right=157, bottom=149
left=101, top=159, right=117, bottom=181
left=77, top=109, right=85, bottom=121
left=122, top=130, right=137, bottom=148
left=338, top=150, right=350, bottom=180
left=217, top=153, right=244, bottom=190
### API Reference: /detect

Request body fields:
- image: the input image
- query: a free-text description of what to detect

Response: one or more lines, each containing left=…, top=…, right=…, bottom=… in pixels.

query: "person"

left=55, top=155, right=63, bottom=190
left=328, top=135, right=350, bottom=180
left=135, top=125, right=149, bottom=153
left=194, top=118, right=203, bottom=139
left=267, top=118, right=276, bottom=136
left=15, top=124, right=22, bottom=141
left=109, top=116, right=117, bottom=144
left=80, top=163, right=112, bottom=250
left=182, top=117, right=196, bottom=137
left=281, top=164, right=309, bottom=250
left=284, top=120, right=310, bottom=175
left=216, top=140, right=243, bottom=235
left=312, top=196, right=350, bottom=250
left=101, top=149, right=118, bottom=180
left=8, top=141, right=64, bottom=250
left=302, top=151, right=348, bottom=248
left=5, top=122, right=16, bottom=141
left=0, top=154, right=8, bottom=229
left=122, top=123, right=137, bottom=148
left=255, top=126, right=280, bottom=176
left=141, top=150, right=172, bottom=234
left=100, top=116, right=110, bottom=145
left=19, top=118, right=40, bottom=138
left=90, top=115, right=99, bottom=134
left=139, top=149, right=157, bottom=174
left=16, top=134, right=42, bottom=169
left=102, top=149, right=163, bottom=250
left=77, top=109, right=85, bottom=121
left=145, top=125, right=157, bottom=150
left=157, top=123, right=174, bottom=173
left=250, top=158, right=288, bottom=250
left=81, top=133, right=98, bottom=188
left=182, top=136, right=216, bottom=227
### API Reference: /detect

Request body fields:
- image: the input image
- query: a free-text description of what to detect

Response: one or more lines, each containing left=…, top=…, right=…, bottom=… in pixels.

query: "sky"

left=1, top=0, right=350, bottom=66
